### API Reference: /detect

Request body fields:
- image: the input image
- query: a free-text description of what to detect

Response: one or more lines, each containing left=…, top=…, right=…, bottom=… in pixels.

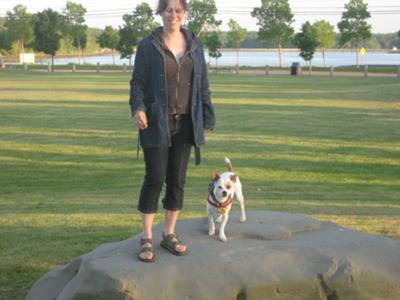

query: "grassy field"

left=0, top=70, right=399, bottom=299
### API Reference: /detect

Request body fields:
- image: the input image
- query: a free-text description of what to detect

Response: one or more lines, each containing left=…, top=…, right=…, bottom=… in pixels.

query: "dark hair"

left=156, top=0, right=189, bottom=15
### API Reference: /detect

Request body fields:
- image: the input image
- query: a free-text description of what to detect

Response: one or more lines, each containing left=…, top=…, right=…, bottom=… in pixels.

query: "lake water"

left=46, top=50, right=400, bottom=67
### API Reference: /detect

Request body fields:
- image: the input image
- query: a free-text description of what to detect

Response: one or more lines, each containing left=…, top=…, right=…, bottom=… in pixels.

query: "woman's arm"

left=199, top=44, right=215, bottom=130
left=129, top=41, right=149, bottom=116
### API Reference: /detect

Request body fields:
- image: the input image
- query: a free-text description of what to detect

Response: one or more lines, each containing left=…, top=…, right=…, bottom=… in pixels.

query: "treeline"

left=219, top=31, right=400, bottom=50
left=1, top=0, right=399, bottom=68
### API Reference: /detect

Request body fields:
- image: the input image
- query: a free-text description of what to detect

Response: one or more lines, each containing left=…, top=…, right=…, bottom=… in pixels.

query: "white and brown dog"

left=206, top=157, right=246, bottom=242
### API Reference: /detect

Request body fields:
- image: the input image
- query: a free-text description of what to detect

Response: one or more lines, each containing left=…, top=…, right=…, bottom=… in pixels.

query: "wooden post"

left=397, top=65, right=400, bottom=79
left=265, top=65, right=269, bottom=76
left=72, top=63, right=76, bottom=72
left=123, top=63, right=127, bottom=73
left=48, top=62, right=51, bottom=72
left=364, top=65, right=368, bottom=78
left=24, top=63, right=28, bottom=71
left=330, top=65, right=334, bottom=77
left=96, top=62, right=100, bottom=73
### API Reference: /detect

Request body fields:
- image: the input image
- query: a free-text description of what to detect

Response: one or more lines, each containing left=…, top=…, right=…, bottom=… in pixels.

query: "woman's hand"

left=132, top=111, right=148, bottom=130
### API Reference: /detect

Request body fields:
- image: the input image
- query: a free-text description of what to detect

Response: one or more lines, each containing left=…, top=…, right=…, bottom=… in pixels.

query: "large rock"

left=26, top=211, right=400, bottom=300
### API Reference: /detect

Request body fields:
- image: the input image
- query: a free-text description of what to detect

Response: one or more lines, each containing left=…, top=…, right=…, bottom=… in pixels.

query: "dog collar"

left=207, top=194, right=233, bottom=209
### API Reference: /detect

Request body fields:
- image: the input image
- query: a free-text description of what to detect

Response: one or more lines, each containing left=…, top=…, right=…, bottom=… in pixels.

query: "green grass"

left=0, top=70, right=399, bottom=299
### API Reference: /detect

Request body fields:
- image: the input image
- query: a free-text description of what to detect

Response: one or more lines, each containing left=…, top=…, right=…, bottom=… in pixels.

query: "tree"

left=4, top=5, right=34, bottom=53
left=227, top=19, right=246, bottom=74
left=32, top=9, right=63, bottom=71
left=337, top=0, right=371, bottom=67
left=313, top=20, right=336, bottom=67
left=251, top=0, right=294, bottom=68
left=204, top=31, right=222, bottom=73
left=96, top=26, right=119, bottom=64
left=63, top=1, right=87, bottom=64
left=117, top=2, right=159, bottom=65
left=293, top=22, right=319, bottom=74
left=187, top=0, right=221, bottom=42
left=0, top=18, right=12, bottom=54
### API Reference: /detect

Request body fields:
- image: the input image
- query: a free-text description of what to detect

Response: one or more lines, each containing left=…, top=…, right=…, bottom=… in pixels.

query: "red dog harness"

left=207, top=193, right=233, bottom=215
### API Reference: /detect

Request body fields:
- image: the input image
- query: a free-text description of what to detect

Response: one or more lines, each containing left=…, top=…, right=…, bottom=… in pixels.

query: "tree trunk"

left=356, top=41, right=359, bottom=69
left=77, top=37, right=81, bottom=65
left=236, top=47, right=239, bottom=75
left=278, top=42, right=282, bottom=68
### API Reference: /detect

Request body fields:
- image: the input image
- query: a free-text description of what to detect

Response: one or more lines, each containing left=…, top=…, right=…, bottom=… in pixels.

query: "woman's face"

left=161, top=0, right=186, bottom=32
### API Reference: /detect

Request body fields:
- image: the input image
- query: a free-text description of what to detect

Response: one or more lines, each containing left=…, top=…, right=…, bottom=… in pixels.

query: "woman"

left=129, top=0, right=215, bottom=262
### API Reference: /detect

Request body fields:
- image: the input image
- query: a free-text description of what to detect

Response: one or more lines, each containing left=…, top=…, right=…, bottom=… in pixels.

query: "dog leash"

left=136, top=130, right=140, bottom=159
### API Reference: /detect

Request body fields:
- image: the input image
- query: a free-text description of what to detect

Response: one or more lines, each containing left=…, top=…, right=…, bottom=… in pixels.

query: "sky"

left=0, top=0, right=399, bottom=33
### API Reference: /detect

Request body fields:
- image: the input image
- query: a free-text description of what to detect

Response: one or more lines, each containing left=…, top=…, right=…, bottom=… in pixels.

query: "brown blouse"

left=161, top=37, right=194, bottom=115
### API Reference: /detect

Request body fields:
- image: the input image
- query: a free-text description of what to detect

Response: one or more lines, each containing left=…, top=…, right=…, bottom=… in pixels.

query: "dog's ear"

left=212, top=172, right=220, bottom=181
left=229, top=174, right=237, bottom=183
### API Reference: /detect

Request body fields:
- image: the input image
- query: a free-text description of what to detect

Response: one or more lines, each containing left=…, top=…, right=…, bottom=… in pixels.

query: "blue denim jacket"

left=129, top=27, right=215, bottom=153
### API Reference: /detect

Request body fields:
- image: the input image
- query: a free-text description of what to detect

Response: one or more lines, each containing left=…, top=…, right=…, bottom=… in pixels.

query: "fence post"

left=397, top=65, right=400, bottom=79
left=330, top=65, right=334, bottom=77
left=96, top=62, right=100, bottom=73
left=47, top=62, right=51, bottom=72
left=72, top=63, right=76, bottom=72
left=265, top=65, right=269, bottom=76
left=364, top=65, right=368, bottom=78
left=24, top=63, right=28, bottom=71
left=123, top=63, right=127, bottom=73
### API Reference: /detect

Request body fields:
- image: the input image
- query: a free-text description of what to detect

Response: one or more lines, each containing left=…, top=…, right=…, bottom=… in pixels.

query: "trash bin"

left=291, top=62, right=300, bottom=75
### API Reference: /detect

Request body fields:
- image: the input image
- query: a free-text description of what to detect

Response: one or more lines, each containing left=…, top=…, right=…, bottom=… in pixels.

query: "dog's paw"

left=219, top=234, right=227, bottom=242
left=240, top=216, right=246, bottom=223
left=208, top=228, right=215, bottom=236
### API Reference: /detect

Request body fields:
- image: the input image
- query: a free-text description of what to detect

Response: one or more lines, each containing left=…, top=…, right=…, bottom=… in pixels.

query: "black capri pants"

left=138, top=114, right=194, bottom=213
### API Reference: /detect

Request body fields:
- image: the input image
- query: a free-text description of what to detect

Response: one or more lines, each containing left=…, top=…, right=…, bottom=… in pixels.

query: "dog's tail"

left=225, top=157, right=234, bottom=172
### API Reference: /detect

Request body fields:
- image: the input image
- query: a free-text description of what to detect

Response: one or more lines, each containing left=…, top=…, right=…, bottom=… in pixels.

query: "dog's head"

left=211, top=172, right=236, bottom=203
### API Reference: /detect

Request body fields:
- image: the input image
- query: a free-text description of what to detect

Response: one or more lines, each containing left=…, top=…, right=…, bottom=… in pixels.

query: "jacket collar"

left=151, top=26, right=196, bottom=53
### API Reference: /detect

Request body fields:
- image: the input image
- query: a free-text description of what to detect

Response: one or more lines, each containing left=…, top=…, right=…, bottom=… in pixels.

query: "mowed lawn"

left=0, top=70, right=399, bottom=299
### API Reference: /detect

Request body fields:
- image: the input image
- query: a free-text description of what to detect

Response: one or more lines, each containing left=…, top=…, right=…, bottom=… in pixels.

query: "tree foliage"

left=4, top=5, right=34, bottom=52
left=117, top=2, right=159, bottom=63
left=293, top=21, right=319, bottom=63
left=251, top=0, right=294, bottom=67
left=204, top=31, right=222, bottom=59
left=226, top=19, right=246, bottom=49
left=32, top=9, right=63, bottom=67
left=337, top=0, right=371, bottom=66
left=96, top=26, right=119, bottom=64
left=187, top=0, right=221, bottom=40
left=313, top=20, right=335, bottom=67
left=227, top=19, right=246, bottom=73
left=0, top=18, right=12, bottom=53
left=63, top=1, right=88, bottom=63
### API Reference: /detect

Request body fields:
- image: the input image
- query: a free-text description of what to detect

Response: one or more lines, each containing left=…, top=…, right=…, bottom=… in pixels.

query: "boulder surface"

left=26, top=211, right=400, bottom=300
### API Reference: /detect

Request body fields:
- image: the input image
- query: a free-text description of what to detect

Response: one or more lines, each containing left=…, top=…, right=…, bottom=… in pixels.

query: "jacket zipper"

left=176, top=63, right=180, bottom=105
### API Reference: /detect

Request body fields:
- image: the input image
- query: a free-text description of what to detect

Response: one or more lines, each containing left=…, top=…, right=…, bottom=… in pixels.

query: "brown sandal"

left=160, top=233, right=188, bottom=256
left=137, top=238, right=156, bottom=263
